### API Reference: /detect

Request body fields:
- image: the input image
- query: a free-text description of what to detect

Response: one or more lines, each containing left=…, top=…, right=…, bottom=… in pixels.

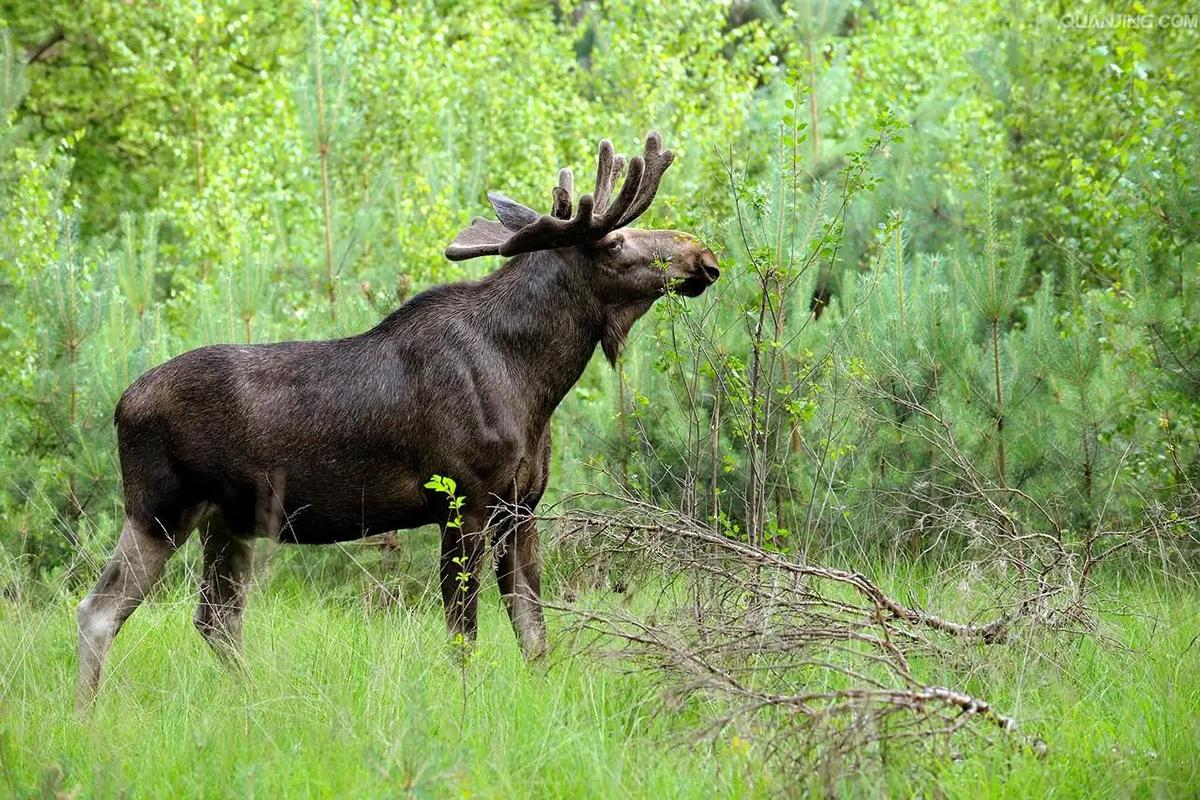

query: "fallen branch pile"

left=543, top=495, right=1045, bottom=772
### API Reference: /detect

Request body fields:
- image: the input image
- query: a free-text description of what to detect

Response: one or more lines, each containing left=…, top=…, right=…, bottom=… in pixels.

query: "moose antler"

left=445, top=132, right=675, bottom=261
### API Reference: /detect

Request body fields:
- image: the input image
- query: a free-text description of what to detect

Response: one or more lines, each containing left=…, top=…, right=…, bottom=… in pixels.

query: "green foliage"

left=424, top=474, right=465, bottom=531
left=0, top=4, right=1198, bottom=792
left=1, top=572, right=1197, bottom=796
left=0, top=1, right=1196, bottom=576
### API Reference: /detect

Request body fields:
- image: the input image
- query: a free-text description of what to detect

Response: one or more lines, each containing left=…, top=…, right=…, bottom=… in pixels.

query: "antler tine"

left=592, top=139, right=617, bottom=213
left=615, top=131, right=674, bottom=229
left=598, top=152, right=627, bottom=215
left=552, top=167, right=573, bottom=220
left=572, top=193, right=596, bottom=232
left=594, top=154, right=645, bottom=229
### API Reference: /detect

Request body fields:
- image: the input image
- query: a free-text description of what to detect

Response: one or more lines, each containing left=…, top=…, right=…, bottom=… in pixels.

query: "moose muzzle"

left=673, top=248, right=721, bottom=297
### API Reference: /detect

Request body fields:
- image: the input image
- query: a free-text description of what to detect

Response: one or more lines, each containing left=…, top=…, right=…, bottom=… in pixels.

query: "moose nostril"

left=698, top=252, right=720, bottom=282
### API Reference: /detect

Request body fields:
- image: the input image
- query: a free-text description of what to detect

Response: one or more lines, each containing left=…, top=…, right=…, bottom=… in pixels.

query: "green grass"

left=875, top=574, right=1200, bottom=798
left=1, top=559, right=1197, bottom=798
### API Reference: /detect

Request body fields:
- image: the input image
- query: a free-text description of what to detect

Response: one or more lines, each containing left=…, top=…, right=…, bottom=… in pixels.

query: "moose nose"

left=698, top=251, right=721, bottom=283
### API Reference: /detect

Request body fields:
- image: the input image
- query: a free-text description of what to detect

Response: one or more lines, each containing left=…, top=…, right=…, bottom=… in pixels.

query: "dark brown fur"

left=75, top=136, right=719, bottom=708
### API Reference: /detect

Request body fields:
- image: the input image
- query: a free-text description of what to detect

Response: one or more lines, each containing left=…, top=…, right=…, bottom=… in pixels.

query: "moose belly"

left=216, top=467, right=435, bottom=544
left=272, top=504, right=436, bottom=544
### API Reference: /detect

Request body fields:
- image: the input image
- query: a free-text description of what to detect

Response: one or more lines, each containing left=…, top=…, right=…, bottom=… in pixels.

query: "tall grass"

left=2, top=563, right=1197, bottom=798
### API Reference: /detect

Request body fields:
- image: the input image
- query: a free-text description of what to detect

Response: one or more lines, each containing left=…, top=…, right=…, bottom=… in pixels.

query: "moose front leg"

left=495, top=513, right=547, bottom=659
left=439, top=511, right=487, bottom=645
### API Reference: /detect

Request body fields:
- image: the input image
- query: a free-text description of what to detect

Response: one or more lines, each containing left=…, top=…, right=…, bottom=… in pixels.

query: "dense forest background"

left=2, top=0, right=1196, bottom=578
left=1, top=2, right=1199, bottom=795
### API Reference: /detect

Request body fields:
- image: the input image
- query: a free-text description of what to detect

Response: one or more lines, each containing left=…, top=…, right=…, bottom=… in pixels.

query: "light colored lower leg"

left=506, top=582, right=547, bottom=660
left=75, top=518, right=177, bottom=709
left=497, top=521, right=548, bottom=659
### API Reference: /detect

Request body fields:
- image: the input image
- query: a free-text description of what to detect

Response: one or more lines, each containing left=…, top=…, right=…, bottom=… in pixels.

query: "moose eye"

left=602, top=235, right=624, bottom=255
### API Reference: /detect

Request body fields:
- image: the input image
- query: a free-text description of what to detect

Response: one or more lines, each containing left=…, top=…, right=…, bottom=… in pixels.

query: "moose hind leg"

left=194, top=522, right=253, bottom=661
left=76, top=517, right=184, bottom=710
left=495, top=515, right=547, bottom=660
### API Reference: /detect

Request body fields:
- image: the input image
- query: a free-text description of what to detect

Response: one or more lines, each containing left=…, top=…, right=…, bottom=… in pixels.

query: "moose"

left=75, top=132, right=720, bottom=707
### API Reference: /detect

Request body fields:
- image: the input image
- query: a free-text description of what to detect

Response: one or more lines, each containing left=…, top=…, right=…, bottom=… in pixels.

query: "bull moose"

left=75, top=132, right=720, bottom=707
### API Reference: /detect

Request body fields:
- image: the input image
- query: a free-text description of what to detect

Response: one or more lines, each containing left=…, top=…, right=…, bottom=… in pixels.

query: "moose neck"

left=476, top=250, right=650, bottom=425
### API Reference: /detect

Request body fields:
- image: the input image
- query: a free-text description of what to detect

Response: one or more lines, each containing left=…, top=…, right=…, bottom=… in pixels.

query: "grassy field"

left=1, top=555, right=1198, bottom=799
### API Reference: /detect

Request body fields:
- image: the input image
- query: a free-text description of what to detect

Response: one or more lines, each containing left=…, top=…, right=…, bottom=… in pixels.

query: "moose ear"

left=488, top=192, right=539, bottom=232
left=444, top=217, right=510, bottom=261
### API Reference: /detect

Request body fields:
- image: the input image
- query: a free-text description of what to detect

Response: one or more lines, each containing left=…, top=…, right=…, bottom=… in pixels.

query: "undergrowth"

left=1, top=560, right=1197, bottom=798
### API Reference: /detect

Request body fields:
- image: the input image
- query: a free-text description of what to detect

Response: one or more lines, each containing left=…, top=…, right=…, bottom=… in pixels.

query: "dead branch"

left=540, top=492, right=1042, bottom=772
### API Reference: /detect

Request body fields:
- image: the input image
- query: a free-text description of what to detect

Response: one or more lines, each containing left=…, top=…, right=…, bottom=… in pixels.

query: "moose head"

left=445, top=132, right=720, bottom=362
